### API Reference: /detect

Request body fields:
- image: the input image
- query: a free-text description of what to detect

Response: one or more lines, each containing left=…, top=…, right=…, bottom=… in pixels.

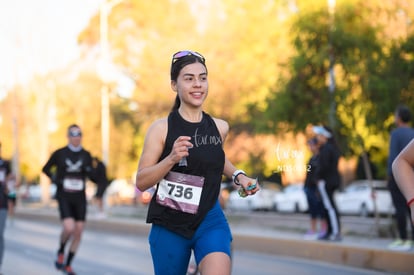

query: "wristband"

left=232, top=169, right=246, bottom=186
left=407, top=197, right=414, bottom=207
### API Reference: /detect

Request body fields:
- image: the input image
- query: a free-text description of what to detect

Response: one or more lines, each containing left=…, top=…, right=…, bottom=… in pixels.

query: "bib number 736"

left=167, top=182, right=194, bottom=200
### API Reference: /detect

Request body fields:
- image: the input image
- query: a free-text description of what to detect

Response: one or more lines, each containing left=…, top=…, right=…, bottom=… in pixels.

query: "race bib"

left=156, top=171, right=204, bottom=214
left=63, top=177, right=84, bottom=192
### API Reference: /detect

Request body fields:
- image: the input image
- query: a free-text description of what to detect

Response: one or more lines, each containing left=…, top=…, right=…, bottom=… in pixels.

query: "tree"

left=77, top=0, right=296, bottom=178
left=258, top=0, right=414, bottom=174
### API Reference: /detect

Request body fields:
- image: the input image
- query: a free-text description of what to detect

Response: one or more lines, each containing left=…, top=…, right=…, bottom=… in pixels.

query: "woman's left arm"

left=214, top=117, right=259, bottom=195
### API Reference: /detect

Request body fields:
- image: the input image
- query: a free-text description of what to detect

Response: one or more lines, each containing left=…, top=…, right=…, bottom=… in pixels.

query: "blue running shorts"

left=149, top=201, right=232, bottom=275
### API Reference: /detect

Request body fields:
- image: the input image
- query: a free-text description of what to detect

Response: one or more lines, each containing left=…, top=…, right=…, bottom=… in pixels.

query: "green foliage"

left=257, top=0, right=414, bottom=173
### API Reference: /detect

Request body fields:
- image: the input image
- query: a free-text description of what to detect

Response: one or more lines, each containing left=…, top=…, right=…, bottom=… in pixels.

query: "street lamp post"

left=328, top=0, right=336, bottom=130
left=99, top=0, right=124, bottom=166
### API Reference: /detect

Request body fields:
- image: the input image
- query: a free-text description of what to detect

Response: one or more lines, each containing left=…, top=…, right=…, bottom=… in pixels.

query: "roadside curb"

left=233, top=235, right=413, bottom=274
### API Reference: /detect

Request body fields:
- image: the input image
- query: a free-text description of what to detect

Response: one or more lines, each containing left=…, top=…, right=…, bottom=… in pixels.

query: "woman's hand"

left=237, top=174, right=260, bottom=196
left=169, top=136, right=193, bottom=164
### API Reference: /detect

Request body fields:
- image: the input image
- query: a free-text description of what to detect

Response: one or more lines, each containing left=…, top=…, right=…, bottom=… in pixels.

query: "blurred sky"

left=0, top=0, right=102, bottom=92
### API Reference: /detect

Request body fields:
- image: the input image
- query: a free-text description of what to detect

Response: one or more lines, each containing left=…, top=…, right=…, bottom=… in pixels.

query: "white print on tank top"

left=191, top=128, right=222, bottom=147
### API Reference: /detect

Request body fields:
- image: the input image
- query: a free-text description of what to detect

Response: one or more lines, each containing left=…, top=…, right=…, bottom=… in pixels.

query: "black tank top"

left=146, top=110, right=225, bottom=238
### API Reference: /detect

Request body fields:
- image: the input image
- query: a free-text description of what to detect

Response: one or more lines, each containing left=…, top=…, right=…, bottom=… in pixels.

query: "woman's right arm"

left=135, top=118, right=193, bottom=191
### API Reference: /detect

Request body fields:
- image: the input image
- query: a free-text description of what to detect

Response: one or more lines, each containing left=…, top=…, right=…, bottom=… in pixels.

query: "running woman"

left=135, top=50, right=259, bottom=275
left=42, top=124, right=95, bottom=275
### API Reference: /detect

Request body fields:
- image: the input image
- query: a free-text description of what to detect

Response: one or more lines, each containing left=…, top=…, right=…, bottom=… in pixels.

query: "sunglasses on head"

left=172, top=50, right=205, bottom=64
left=69, top=129, right=82, bottom=137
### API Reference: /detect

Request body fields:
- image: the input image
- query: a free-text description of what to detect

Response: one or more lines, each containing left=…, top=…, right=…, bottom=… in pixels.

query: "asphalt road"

left=3, top=218, right=391, bottom=275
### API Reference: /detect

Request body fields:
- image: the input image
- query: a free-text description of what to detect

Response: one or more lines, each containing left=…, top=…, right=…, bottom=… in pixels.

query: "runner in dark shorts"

left=42, top=124, right=95, bottom=275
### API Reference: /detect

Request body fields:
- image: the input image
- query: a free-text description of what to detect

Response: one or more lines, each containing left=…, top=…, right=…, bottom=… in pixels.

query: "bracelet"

left=407, top=197, right=414, bottom=207
left=232, top=169, right=246, bottom=186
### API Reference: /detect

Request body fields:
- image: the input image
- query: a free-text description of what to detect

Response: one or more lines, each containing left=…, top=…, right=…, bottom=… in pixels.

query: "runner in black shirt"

left=42, top=124, right=94, bottom=275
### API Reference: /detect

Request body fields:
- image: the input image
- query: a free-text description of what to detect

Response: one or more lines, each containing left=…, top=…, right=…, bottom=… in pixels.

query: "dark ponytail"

left=171, top=95, right=181, bottom=112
